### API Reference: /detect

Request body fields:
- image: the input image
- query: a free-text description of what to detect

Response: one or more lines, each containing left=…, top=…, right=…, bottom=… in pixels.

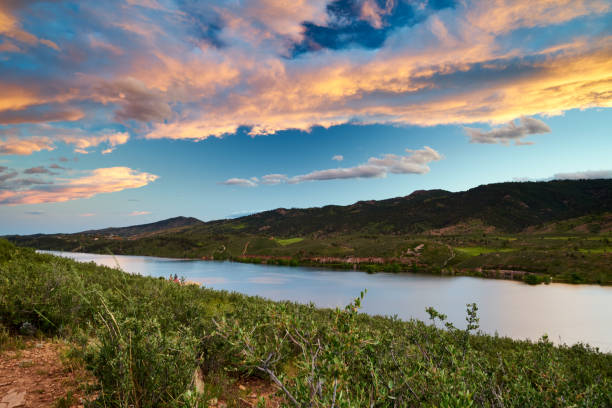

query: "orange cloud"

left=0, top=137, right=54, bottom=155
left=0, top=167, right=158, bottom=205
left=2, top=0, right=610, bottom=147
left=0, top=131, right=130, bottom=155
left=0, top=7, right=58, bottom=50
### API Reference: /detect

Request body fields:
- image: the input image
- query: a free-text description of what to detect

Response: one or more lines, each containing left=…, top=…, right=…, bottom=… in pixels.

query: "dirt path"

left=0, top=340, right=93, bottom=408
left=242, top=240, right=250, bottom=256
left=1, top=339, right=281, bottom=408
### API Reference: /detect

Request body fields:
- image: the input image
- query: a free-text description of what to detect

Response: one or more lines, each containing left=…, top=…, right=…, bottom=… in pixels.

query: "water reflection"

left=44, top=251, right=612, bottom=351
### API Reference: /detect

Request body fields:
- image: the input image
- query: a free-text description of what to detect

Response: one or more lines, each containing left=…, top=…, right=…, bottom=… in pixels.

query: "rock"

left=0, top=389, right=26, bottom=408
left=193, top=368, right=205, bottom=393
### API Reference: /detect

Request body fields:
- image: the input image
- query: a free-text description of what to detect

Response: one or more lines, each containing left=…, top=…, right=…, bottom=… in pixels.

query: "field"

left=1, top=239, right=611, bottom=407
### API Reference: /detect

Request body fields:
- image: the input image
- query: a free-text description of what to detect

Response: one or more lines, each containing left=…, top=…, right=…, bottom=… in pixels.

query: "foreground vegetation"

left=1, top=239, right=610, bottom=407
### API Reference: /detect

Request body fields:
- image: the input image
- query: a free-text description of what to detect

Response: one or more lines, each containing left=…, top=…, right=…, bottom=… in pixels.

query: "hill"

left=79, top=216, right=204, bottom=238
left=214, top=179, right=612, bottom=236
left=5, top=179, right=612, bottom=284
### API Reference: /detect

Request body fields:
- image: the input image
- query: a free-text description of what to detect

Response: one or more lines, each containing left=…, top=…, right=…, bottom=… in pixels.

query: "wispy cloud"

left=128, top=210, right=151, bottom=216
left=25, top=210, right=44, bottom=215
left=332, top=155, right=344, bottom=162
left=24, top=166, right=52, bottom=175
left=221, top=177, right=259, bottom=187
left=464, top=117, right=551, bottom=145
left=223, top=147, right=442, bottom=187
left=0, top=130, right=130, bottom=156
left=0, top=167, right=158, bottom=205
left=554, top=170, right=612, bottom=180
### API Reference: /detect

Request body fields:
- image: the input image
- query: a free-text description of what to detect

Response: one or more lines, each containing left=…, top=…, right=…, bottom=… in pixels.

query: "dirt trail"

left=1, top=340, right=281, bottom=408
left=0, top=341, right=92, bottom=408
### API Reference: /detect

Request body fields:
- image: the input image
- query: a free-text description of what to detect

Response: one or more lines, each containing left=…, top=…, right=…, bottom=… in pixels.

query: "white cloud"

left=332, top=155, right=344, bottom=161
left=261, top=174, right=289, bottom=185
left=221, top=177, right=258, bottom=187
left=464, top=117, right=551, bottom=145
left=224, top=146, right=442, bottom=187
left=554, top=170, right=612, bottom=180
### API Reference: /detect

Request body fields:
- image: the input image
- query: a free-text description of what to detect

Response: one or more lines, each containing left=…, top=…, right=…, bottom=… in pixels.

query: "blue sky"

left=0, top=0, right=611, bottom=234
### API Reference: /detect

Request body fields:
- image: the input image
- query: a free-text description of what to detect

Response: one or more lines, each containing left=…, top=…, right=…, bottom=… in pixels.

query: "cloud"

left=23, top=166, right=51, bottom=175
left=49, top=163, right=66, bottom=170
left=0, top=129, right=130, bottom=155
left=0, top=0, right=610, bottom=150
left=221, top=178, right=259, bottom=187
left=0, top=5, right=59, bottom=51
left=79, top=213, right=96, bottom=217
left=332, top=154, right=343, bottom=161
left=94, top=78, right=172, bottom=123
left=225, top=146, right=442, bottom=186
left=0, top=166, right=7, bottom=173
left=0, top=137, right=54, bottom=155
left=0, top=166, right=158, bottom=205
left=56, top=131, right=130, bottom=155
left=128, top=210, right=151, bottom=216
left=25, top=210, right=44, bottom=215
left=0, top=107, right=84, bottom=125
left=554, top=170, right=612, bottom=180
left=290, top=146, right=441, bottom=183
left=261, top=174, right=289, bottom=185
left=464, top=117, right=551, bottom=145
left=0, top=171, right=18, bottom=183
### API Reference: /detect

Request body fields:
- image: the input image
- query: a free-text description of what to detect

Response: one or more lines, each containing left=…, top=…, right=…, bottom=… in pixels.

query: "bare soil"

left=0, top=340, right=93, bottom=408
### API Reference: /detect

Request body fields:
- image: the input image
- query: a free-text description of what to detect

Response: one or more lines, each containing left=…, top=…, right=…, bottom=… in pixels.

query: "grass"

left=275, top=237, right=304, bottom=246
left=455, top=246, right=517, bottom=256
left=578, top=247, right=612, bottom=254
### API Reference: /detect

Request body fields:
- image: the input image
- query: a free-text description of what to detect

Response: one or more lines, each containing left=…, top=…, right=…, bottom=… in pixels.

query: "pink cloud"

left=128, top=210, right=151, bottom=216
left=0, top=167, right=158, bottom=205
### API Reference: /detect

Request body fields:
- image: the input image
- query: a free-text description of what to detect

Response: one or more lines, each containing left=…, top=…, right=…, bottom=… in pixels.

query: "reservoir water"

left=45, top=251, right=612, bottom=351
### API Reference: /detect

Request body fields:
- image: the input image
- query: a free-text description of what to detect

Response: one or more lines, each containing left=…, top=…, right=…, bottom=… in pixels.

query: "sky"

left=0, top=0, right=611, bottom=234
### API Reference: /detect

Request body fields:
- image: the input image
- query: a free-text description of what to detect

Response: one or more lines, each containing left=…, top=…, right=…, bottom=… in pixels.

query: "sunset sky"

left=0, top=0, right=611, bottom=234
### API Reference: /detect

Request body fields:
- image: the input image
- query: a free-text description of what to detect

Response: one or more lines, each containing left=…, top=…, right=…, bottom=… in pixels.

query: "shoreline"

left=39, top=248, right=609, bottom=286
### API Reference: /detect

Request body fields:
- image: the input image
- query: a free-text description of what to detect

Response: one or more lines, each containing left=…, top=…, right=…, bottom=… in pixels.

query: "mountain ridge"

left=6, top=179, right=612, bottom=238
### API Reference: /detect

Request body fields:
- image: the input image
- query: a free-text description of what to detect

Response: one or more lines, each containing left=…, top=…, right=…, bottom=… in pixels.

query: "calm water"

left=45, top=251, right=612, bottom=351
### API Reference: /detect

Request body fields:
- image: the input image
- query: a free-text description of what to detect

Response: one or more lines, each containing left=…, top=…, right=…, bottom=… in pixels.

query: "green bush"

left=1, top=239, right=610, bottom=407
left=86, top=313, right=199, bottom=408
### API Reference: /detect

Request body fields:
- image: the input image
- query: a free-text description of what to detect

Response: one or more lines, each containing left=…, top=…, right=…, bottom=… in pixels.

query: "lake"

left=45, top=251, right=612, bottom=351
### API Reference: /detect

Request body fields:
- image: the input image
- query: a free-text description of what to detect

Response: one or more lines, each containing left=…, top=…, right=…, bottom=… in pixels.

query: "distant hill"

left=8, top=179, right=612, bottom=240
left=78, top=216, right=204, bottom=238
left=200, top=178, right=612, bottom=236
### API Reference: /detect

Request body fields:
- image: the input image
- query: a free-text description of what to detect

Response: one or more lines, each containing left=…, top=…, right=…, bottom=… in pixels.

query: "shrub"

left=86, top=312, right=199, bottom=408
